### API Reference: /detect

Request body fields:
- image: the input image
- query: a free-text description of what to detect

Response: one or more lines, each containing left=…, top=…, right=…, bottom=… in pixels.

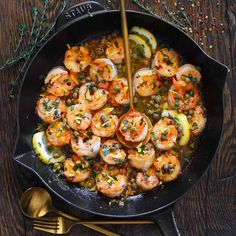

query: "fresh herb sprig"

left=132, top=0, right=189, bottom=32
left=1, top=0, right=66, bottom=98
left=179, top=11, right=192, bottom=27
left=14, top=24, right=27, bottom=53
left=162, top=3, right=187, bottom=31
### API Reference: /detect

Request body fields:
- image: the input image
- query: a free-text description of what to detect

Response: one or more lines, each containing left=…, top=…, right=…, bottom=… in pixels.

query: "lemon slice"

left=161, top=102, right=170, bottom=110
left=32, top=131, right=65, bottom=164
left=103, top=107, right=114, bottom=113
left=162, top=110, right=190, bottom=146
left=128, top=34, right=152, bottom=58
left=130, top=26, right=157, bottom=51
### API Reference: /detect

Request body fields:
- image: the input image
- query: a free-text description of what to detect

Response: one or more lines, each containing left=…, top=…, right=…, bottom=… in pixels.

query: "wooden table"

left=0, top=0, right=235, bottom=235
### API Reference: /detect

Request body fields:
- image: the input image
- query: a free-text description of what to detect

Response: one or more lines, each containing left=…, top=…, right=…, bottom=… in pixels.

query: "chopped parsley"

left=175, top=99, right=179, bottom=107
left=102, top=144, right=119, bottom=156
left=160, top=130, right=169, bottom=141
left=136, top=44, right=145, bottom=57
left=42, top=100, right=52, bottom=111
left=135, top=144, right=146, bottom=155
left=161, top=164, right=175, bottom=174
left=53, top=110, right=60, bottom=119
left=123, top=119, right=128, bottom=124
left=182, top=74, right=198, bottom=85
left=160, top=50, right=174, bottom=66
left=189, top=90, right=194, bottom=97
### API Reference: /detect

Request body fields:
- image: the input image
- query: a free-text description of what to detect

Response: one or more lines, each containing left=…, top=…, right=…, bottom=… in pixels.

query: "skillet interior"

left=14, top=11, right=227, bottom=217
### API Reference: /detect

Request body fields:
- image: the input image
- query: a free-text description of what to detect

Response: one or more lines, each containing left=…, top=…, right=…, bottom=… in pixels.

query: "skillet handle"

left=153, top=207, right=181, bottom=236
left=55, top=1, right=107, bottom=30
left=13, top=133, right=36, bottom=171
left=14, top=151, right=36, bottom=172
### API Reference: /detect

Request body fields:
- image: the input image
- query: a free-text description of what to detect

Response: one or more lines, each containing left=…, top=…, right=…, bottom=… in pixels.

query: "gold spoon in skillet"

left=116, top=0, right=153, bottom=148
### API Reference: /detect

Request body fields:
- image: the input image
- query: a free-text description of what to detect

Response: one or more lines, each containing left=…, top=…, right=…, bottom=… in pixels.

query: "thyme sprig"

left=132, top=0, right=189, bottom=32
left=132, top=0, right=155, bottom=13
left=179, top=11, right=192, bottom=27
left=162, top=3, right=187, bottom=31
left=1, top=0, right=66, bottom=98
left=27, top=7, right=39, bottom=46
left=14, top=24, right=27, bottom=52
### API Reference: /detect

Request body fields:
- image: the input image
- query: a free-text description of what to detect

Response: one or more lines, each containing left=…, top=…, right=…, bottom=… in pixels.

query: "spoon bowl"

left=116, top=108, right=153, bottom=148
left=20, top=187, right=53, bottom=218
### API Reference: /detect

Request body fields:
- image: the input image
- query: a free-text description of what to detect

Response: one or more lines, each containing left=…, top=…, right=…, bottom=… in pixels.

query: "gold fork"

left=33, top=216, right=154, bottom=235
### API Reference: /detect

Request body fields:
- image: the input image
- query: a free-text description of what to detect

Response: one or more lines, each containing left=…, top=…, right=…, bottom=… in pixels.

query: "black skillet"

left=13, top=1, right=228, bottom=235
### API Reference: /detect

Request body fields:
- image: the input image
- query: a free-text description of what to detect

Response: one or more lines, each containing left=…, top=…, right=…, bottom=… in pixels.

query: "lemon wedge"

left=162, top=110, right=190, bottom=146
left=130, top=26, right=157, bottom=51
left=161, top=102, right=170, bottom=110
left=103, top=107, right=114, bottom=113
left=32, top=131, right=65, bottom=164
left=128, top=34, right=152, bottom=58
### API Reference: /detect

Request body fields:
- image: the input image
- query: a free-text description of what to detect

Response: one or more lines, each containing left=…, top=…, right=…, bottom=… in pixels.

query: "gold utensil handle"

left=75, top=220, right=154, bottom=225
left=121, top=0, right=134, bottom=108
left=55, top=209, right=120, bottom=236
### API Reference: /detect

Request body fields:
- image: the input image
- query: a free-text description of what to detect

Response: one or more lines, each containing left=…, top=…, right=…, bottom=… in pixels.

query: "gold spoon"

left=116, top=0, right=153, bottom=148
left=20, top=187, right=120, bottom=236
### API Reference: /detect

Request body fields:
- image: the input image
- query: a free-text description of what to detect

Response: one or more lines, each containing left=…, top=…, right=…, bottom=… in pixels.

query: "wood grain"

left=0, top=0, right=235, bottom=236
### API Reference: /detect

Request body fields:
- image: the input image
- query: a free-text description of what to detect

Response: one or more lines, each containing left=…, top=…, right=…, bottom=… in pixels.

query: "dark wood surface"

left=0, top=0, right=235, bottom=235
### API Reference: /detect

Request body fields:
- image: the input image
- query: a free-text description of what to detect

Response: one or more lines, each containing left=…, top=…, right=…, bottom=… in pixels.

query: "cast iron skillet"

left=13, top=1, right=228, bottom=235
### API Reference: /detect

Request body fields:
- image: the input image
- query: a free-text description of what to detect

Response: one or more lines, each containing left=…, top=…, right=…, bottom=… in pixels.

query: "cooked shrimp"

left=91, top=108, right=118, bottom=137
left=128, top=143, right=155, bottom=170
left=108, top=78, right=129, bottom=106
left=36, top=95, right=67, bottom=123
left=133, top=68, right=161, bottom=97
left=71, top=133, right=101, bottom=158
left=168, top=78, right=200, bottom=111
left=64, top=46, right=92, bottom=73
left=96, top=171, right=127, bottom=198
left=118, top=110, right=148, bottom=142
left=151, top=117, right=178, bottom=150
left=154, top=150, right=181, bottom=182
left=66, top=104, right=92, bottom=131
left=136, top=167, right=160, bottom=191
left=100, top=139, right=126, bottom=165
left=176, top=64, right=202, bottom=84
left=105, top=37, right=125, bottom=64
left=90, top=58, right=117, bottom=88
left=152, top=48, right=180, bottom=77
left=188, top=105, right=206, bottom=136
left=46, top=121, right=72, bottom=146
left=69, top=71, right=79, bottom=86
left=45, top=67, right=77, bottom=97
left=79, top=83, right=108, bottom=110
left=64, top=155, right=90, bottom=182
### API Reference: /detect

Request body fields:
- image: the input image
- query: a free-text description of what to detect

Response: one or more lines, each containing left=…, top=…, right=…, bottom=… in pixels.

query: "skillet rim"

left=13, top=10, right=228, bottom=218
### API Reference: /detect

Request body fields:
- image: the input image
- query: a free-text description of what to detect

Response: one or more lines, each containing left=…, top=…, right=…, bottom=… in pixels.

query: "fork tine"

left=33, top=222, right=59, bottom=229
left=34, top=216, right=59, bottom=223
left=34, top=219, right=59, bottom=226
left=34, top=226, right=58, bottom=234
